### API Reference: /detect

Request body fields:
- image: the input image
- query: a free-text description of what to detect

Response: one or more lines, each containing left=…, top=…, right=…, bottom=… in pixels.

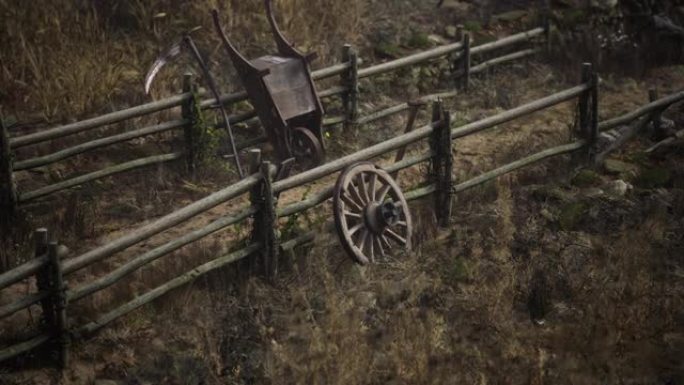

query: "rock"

left=603, top=180, right=632, bottom=197
left=572, top=169, right=601, bottom=187
left=493, top=10, right=528, bottom=22
left=540, top=208, right=555, bottom=222
left=445, top=26, right=458, bottom=39
left=57, top=244, right=70, bottom=258
left=604, top=159, right=637, bottom=174
left=428, top=34, right=447, bottom=45
left=583, top=188, right=605, bottom=198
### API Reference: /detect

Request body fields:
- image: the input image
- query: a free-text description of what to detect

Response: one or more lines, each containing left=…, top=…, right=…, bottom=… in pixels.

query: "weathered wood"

left=277, top=150, right=433, bottom=219
left=358, top=41, right=463, bottom=79
left=646, top=128, right=684, bottom=153
left=182, top=73, right=198, bottom=177
left=392, top=100, right=425, bottom=178
left=341, top=44, right=359, bottom=131
left=469, top=27, right=545, bottom=56
left=0, top=116, right=17, bottom=222
left=588, top=72, right=599, bottom=162
left=19, top=152, right=183, bottom=203
left=48, top=242, right=69, bottom=369
left=76, top=243, right=261, bottom=337
left=60, top=169, right=261, bottom=276
left=0, top=289, right=50, bottom=319
left=0, top=333, right=51, bottom=363
left=250, top=161, right=278, bottom=279
left=430, top=103, right=453, bottom=227
left=468, top=48, right=539, bottom=76
left=34, top=229, right=55, bottom=329
left=273, top=84, right=589, bottom=195
left=462, top=33, right=471, bottom=92
left=8, top=62, right=355, bottom=150
left=455, top=140, right=585, bottom=192
left=578, top=63, right=592, bottom=141
left=0, top=254, right=49, bottom=291
left=599, top=90, right=684, bottom=131
left=356, top=91, right=457, bottom=126
left=68, top=205, right=256, bottom=302
left=14, top=119, right=187, bottom=171
left=649, top=88, right=664, bottom=138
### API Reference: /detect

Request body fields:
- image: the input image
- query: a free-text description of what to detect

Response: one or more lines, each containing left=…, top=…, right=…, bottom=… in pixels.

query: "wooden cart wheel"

left=291, top=127, right=324, bottom=169
left=333, top=162, right=412, bottom=265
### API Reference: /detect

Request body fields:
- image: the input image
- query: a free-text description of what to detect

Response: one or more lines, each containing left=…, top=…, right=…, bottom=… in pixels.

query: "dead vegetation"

left=1, top=1, right=684, bottom=384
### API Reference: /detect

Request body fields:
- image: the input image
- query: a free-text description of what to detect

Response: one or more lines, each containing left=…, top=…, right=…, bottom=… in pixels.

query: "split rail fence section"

left=3, top=55, right=683, bottom=367
left=0, top=26, right=547, bottom=215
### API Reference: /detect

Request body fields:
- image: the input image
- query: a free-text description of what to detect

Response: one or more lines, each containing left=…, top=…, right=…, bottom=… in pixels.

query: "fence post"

left=34, top=228, right=56, bottom=330
left=461, top=33, right=471, bottom=92
left=429, top=101, right=453, bottom=228
left=341, top=44, right=359, bottom=131
left=649, top=88, right=663, bottom=138
left=392, top=100, right=425, bottom=178
left=48, top=241, right=69, bottom=369
left=247, top=149, right=262, bottom=274
left=578, top=63, right=592, bottom=139
left=540, top=0, right=551, bottom=53
left=0, top=116, right=17, bottom=227
left=250, top=156, right=278, bottom=280
left=588, top=70, right=599, bottom=162
left=181, top=72, right=199, bottom=177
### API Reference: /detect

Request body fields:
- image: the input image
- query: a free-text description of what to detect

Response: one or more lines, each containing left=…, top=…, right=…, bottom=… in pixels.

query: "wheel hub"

left=365, top=201, right=400, bottom=234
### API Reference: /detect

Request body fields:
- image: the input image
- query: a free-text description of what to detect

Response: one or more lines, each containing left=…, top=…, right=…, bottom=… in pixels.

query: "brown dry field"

left=1, top=1, right=684, bottom=384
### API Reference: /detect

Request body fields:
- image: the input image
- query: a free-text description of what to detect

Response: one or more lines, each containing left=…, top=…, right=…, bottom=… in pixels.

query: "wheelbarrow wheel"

left=291, top=127, right=324, bottom=169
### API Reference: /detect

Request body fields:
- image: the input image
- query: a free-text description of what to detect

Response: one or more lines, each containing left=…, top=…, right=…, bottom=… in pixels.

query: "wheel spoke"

left=344, top=210, right=362, bottom=219
left=355, top=173, right=370, bottom=204
left=380, top=234, right=392, bottom=249
left=341, top=192, right=363, bottom=213
left=385, top=228, right=407, bottom=246
left=368, top=173, right=377, bottom=202
left=348, top=182, right=366, bottom=207
left=357, top=228, right=369, bottom=252
left=368, top=234, right=375, bottom=263
left=348, top=222, right=364, bottom=236
left=377, top=184, right=391, bottom=202
left=396, top=220, right=408, bottom=227
left=374, top=235, right=386, bottom=257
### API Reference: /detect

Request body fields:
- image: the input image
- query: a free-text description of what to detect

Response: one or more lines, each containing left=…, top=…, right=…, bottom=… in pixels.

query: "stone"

left=572, top=169, right=601, bottom=187
left=559, top=201, right=588, bottom=231
left=604, top=159, right=637, bottom=174
left=445, top=26, right=458, bottom=39
left=603, top=180, right=632, bottom=197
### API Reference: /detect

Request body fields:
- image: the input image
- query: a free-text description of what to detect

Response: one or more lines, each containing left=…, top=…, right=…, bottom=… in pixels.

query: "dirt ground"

left=1, top=1, right=684, bottom=384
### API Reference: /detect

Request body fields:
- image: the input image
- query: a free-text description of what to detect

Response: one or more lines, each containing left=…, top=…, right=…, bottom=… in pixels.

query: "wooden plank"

left=0, top=334, right=51, bottom=363
left=469, top=48, right=539, bottom=75
left=599, top=90, right=684, bottom=131
left=14, top=120, right=187, bottom=171
left=0, top=116, right=17, bottom=220
left=19, top=153, right=182, bottom=203
left=60, top=168, right=262, bottom=276
left=68, top=206, right=256, bottom=302
left=48, top=242, right=70, bottom=368
left=76, top=243, right=261, bottom=336
left=272, top=84, right=588, bottom=195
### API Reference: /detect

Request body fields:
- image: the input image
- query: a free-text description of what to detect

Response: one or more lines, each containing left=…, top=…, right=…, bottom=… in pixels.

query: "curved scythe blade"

left=144, top=40, right=183, bottom=94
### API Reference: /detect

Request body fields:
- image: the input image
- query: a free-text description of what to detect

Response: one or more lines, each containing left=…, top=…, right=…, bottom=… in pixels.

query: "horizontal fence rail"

left=0, top=24, right=565, bottom=364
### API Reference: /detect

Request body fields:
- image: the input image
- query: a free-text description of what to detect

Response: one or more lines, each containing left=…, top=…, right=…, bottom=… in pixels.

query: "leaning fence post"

left=34, top=228, right=55, bottom=330
left=649, top=88, right=663, bottom=138
left=341, top=44, right=359, bottom=131
left=540, top=0, right=551, bottom=53
left=429, top=101, right=453, bottom=228
left=0, top=116, right=17, bottom=226
left=578, top=63, right=592, bottom=140
left=249, top=157, right=279, bottom=280
left=461, top=33, right=471, bottom=92
left=181, top=72, right=199, bottom=177
left=48, top=241, right=69, bottom=369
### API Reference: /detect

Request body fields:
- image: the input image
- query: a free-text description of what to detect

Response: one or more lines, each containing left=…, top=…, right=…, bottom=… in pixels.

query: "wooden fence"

left=0, top=26, right=546, bottom=214
left=3, top=52, right=684, bottom=366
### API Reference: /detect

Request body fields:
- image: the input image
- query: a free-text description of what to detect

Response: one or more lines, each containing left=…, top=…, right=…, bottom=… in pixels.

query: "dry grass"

left=0, top=0, right=366, bottom=123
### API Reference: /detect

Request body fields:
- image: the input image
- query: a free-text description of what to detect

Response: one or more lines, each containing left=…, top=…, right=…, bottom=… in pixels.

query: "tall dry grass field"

left=0, top=0, right=365, bottom=123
